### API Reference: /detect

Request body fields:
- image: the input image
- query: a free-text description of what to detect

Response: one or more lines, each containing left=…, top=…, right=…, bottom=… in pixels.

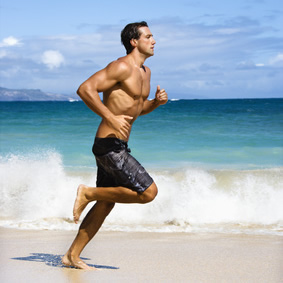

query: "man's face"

left=136, top=27, right=156, bottom=57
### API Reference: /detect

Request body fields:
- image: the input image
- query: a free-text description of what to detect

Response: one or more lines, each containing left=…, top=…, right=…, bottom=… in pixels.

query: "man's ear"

left=130, top=38, right=137, bottom=48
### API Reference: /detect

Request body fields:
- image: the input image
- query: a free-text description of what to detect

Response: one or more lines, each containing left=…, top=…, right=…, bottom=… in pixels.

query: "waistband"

left=92, top=137, right=131, bottom=156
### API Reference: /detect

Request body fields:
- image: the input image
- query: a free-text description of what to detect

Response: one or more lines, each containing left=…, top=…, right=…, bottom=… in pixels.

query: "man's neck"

left=128, top=50, right=149, bottom=68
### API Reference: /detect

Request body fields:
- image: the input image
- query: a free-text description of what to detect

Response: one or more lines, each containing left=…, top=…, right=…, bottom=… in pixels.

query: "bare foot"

left=62, top=254, right=96, bottom=270
left=61, top=254, right=72, bottom=266
left=73, top=184, right=91, bottom=224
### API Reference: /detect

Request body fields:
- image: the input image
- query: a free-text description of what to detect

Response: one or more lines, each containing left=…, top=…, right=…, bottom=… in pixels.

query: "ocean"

left=0, top=99, right=282, bottom=235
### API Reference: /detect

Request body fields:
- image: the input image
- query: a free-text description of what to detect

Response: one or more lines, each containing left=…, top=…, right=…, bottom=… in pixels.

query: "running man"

left=62, top=21, right=168, bottom=270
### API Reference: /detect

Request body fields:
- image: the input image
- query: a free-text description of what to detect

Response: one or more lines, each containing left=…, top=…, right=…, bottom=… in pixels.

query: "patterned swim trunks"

left=92, top=137, right=153, bottom=193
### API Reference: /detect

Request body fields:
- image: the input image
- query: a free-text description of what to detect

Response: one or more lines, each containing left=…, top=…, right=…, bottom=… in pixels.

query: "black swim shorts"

left=92, top=137, right=153, bottom=193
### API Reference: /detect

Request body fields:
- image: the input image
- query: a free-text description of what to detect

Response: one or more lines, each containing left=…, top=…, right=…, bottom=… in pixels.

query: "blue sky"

left=0, top=0, right=282, bottom=99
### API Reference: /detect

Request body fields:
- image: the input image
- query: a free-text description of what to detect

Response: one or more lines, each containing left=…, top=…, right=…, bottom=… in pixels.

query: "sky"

left=0, top=0, right=282, bottom=99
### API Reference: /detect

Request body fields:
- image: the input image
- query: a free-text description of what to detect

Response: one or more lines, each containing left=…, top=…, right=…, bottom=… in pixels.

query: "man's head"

left=121, top=21, right=149, bottom=54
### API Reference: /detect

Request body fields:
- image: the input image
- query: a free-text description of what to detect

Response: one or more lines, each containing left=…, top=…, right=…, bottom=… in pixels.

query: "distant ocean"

left=1, top=99, right=282, bottom=235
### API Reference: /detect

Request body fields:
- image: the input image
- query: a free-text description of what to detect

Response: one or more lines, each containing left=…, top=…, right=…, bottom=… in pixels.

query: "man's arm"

left=140, top=85, right=168, bottom=115
left=77, top=61, right=133, bottom=139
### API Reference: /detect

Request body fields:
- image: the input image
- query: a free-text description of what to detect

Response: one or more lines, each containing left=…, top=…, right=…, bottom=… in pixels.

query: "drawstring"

left=115, top=139, right=131, bottom=153
left=121, top=140, right=131, bottom=153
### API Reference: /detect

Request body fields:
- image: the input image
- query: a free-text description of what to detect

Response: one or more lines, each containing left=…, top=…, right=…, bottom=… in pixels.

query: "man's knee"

left=140, top=182, right=158, bottom=203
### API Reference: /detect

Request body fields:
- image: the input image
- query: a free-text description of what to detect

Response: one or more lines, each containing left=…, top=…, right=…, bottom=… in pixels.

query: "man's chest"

left=122, top=71, right=150, bottom=99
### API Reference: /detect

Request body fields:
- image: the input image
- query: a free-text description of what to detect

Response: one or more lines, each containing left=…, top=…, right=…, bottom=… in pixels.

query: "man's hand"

left=155, top=85, right=168, bottom=105
left=107, top=114, right=133, bottom=140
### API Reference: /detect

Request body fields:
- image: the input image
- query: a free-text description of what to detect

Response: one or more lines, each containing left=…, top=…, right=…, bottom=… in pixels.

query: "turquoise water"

left=1, top=99, right=282, bottom=169
left=1, top=99, right=283, bottom=234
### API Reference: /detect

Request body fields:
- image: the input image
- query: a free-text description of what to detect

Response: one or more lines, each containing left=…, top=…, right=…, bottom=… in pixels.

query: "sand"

left=0, top=227, right=282, bottom=283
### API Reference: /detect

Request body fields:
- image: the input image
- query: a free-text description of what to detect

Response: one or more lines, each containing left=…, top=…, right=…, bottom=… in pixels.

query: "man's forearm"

left=140, top=99, right=160, bottom=116
left=77, top=85, right=113, bottom=120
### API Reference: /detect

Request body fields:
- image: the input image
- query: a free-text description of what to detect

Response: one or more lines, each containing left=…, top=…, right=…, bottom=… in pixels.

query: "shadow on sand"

left=12, top=253, right=119, bottom=270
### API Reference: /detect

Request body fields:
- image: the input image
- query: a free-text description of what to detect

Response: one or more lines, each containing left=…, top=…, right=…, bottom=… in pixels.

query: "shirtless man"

left=62, top=21, right=168, bottom=270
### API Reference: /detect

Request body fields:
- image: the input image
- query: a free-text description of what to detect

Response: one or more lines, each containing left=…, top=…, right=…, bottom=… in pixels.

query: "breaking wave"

left=1, top=150, right=282, bottom=235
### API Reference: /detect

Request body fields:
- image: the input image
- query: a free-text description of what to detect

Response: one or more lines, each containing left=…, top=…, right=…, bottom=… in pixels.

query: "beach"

left=1, top=99, right=282, bottom=281
left=1, top=227, right=282, bottom=282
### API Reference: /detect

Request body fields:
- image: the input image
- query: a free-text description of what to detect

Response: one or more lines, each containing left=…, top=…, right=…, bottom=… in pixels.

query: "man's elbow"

left=77, top=83, right=89, bottom=99
left=77, top=84, right=84, bottom=98
left=77, top=82, right=97, bottom=100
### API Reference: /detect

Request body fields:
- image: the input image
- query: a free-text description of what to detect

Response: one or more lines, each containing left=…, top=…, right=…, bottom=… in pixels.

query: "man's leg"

left=62, top=201, right=115, bottom=270
left=73, top=182, right=158, bottom=223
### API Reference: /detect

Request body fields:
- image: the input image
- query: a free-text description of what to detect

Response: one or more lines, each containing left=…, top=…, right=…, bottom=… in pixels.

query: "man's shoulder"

left=105, top=57, right=132, bottom=80
left=109, top=56, right=131, bottom=68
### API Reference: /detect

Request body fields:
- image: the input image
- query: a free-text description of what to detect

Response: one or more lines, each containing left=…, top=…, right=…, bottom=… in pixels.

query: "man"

left=62, top=21, right=168, bottom=270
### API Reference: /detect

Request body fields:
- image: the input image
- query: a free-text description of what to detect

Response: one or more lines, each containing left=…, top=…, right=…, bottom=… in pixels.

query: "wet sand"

left=1, top=227, right=282, bottom=282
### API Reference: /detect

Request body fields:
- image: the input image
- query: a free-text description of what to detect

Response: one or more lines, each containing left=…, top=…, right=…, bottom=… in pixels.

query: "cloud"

left=269, top=53, right=283, bottom=66
left=0, top=50, right=7, bottom=58
left=0, top=36, right=21, bottom=47
left=0, top=15, right=282, bottom=98
left=214, top=28, right=242, bottom=35
left=149, top=16, right=283, bottom=97
left=41, top=50, right=65, bottom=69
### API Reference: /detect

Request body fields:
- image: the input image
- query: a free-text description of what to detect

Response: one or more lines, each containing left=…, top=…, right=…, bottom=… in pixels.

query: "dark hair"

left=121, top=21, right=148, bottom=54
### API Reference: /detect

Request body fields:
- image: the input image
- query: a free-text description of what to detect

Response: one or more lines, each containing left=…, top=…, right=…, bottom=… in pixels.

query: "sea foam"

left=1, top=151, right=282, bottom=235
